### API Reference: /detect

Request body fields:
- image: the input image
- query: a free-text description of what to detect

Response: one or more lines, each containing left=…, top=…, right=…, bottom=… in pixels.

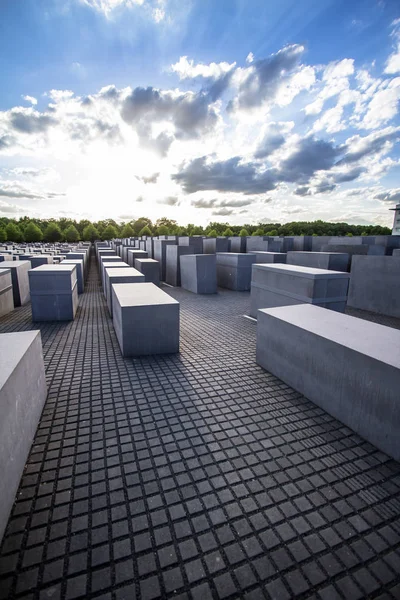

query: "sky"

left=1, top=0, right=400, bottom=227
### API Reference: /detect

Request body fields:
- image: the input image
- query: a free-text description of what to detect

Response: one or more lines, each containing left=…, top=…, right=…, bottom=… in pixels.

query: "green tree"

left=222, top=228, right=234, bottom=237
left=133, top=217, right=153, bottom=236
left=64, top=224, right=80, bottom=243
left=44, top=222, right=63, bottom=243
left=239, top=228, right=249, bottom=237
left=121, top=223, right=135, bottom=238
left=102, top=224, right=118, bottom=240
left=24, top=221, right=43, bottom=242
left=6, top=222, right=24, bottom=242
left=0, top=227, right=6, bottom=243
left=252, top=228, right=264, bottom=236
left=265, top=229, right=278, bottom=236
left=139, top=225, right=153, bottom=236
left=82, top=224, right=100, bottom=242
left=157, top=224, right=169, bottom=235
left=207, top=229, right=217, bottom=237
left=191, top=226, right=204, bottom=235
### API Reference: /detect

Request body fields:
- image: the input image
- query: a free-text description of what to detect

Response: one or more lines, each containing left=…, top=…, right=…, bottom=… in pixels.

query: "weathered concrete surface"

left=0, top=261, right=31, bottom=307
left=0, top=330, right=47, bottom=543
left=112, top=282, right=179, bottom=356
left=165, top=245, right=194, bottom=286
left=250, top=263, right=350, bottom=317
left=29, top=265, right=78, bottom=321
left=180, top=254, right=217, bottom=294
left=0, top=269, right=14, bottom=317
left=287, top=251, right=349, bottom=272
left=216, top=252, right=256, bottom=291
left=257, top=304, right=400, bottom=461
left=134, top=258, right=160, bottom=286
left=248, top=251, right=287, bottom=264
left=347, top=256, right=400, bottom=318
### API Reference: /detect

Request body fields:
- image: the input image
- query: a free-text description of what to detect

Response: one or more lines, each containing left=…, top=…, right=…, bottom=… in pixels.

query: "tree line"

left=0, top=215, right=391, bottom=243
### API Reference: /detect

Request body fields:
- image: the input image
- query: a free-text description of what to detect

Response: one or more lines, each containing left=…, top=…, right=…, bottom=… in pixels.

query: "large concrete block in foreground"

left=29, top=265, right=78, bottom=321
left=287, top=251, right=349, bottom=272
left=216, top=252, right=256, bottom=291
left=347, top=256, right=400, bottom=318
left=0, top=331, right=47, bottom=542
left=60, top=259, right=84, bottom=294
left=256, top=304, right=400, bottom=461
left=248, top=251, right=287, bottom=264
left=112, top=282, right=179, bottom=356
left=0, top=269, right=14, bottom=317
left=250, top=263, right=350, bottom=317
left=0, top=261, right=31, bottom=306
left=105, top=267, right=145, bottom=316
left=165, top=245, right=194, bottom=286
left=180, top=254, right=217, bottom=294
left=203, top=237, right=230, bottom=254
left=134, top=259, right=160, bottom=286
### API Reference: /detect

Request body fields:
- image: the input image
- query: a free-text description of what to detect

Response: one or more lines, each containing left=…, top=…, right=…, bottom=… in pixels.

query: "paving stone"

left=0, top=251, right=400, bottom=599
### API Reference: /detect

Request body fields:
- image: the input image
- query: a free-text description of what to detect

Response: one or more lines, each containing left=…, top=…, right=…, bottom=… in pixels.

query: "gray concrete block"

left=393, top=248, right=400, bottom=256
left=250, top=263, right=350, bottom=317
left=203, top=238, right=230, bottom=254
left=29, top=265, right=78, bottom=321
left=347, top=256, right=400, bottom=318
left=165, top=245, right=194, bottom=286
left=292, top=236, right=312, bottom=251
left=256, top=304, right=400, bottom=461
left=112, top=282, right=179, bottom=356
left=0, top=261, right=31, bottom=307
left=105, top=267, right=145, bottom=316
left=248, top=251, right=287, bottom=264
left=100, top=259, right=126, bottom=289
left=178, top=236, right=204, bottom=254
left=29, top=255, right=54, bottom=268
left=0, top=330, right=47, bottom=542
left=60, top=259, right=84, bottom=294
left=153, top=240, right=176, bottom=281
left=228, top=237, right=246, bottom=253
left=311, top=236, right=333, bottom=251
left=180, top=254, right=217, bottom=294
left=321, top=244, right=368, bottom=270
left=216, top=252, right=256, bottom=291
left=0, top=269, right=14, bottom=317
left=145, top=238, right=154, bottom=259
left=246, top=237, right=269, bottom=252
left=268, top=238, right=294, bottom=253
left=134, top=259, right=160, bottom=286
left=127, top=250, right=148, bottom=267
left=286, top=251, right=349, bottom=272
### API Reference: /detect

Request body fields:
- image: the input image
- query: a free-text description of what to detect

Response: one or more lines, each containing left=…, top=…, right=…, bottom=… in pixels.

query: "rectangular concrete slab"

left=347, top=256, right=400, bottom=318
left=29, top=265, right=78, bottom=321
left=216, top=252, right=256, bottom=291
left=165, top=245, right=194, bottom=286
left=250, top=263, right=350, bottom=317
left=62, top=259, right=85, bottom=294
left=134, top=258, right=160, bottom=286
left=256, top=304, right=400, bottom=461
left=127, top=250, right=148, bottom=267
left=203, top=238, right=230, bottom=254
left=112, top=282, right=179, bottom=356
left=0, top=269, right=14, bottom=317
left=0, top=330, right=47, bottom=542
left=0, top=261, right=31, bottom=306
left=104, top=267, right=145, bottom=316
left=180, top=254, right=217, bottom=294
left=248, top=251, right=287, bottom=264
left=286, top=251, right=349, bottom=272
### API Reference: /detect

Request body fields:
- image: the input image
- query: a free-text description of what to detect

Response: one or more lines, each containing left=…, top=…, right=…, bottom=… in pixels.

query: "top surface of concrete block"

left=252, top=263, right=349, bottom=279
left=259, top=303, right=400, bottom=368
left=0, top=260, right=31, bottom=269
left=29, top=265, right=76, bottom=275
left=0, top=330, right=41, bottom=389
left=135, top=259, right=158, bottom=264
left=105, top=267, right=144, bottom=278
left=112, top=282, right=178, bottom=307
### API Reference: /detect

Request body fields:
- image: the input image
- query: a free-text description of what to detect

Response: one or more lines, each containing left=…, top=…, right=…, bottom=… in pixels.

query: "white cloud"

left=170, top=56, right=236, bottom=80
left=80, top=0, right=144, bottom=17
left=360, top=77, right=400, bottom=129
left=22, top=95, right=37, bottom=106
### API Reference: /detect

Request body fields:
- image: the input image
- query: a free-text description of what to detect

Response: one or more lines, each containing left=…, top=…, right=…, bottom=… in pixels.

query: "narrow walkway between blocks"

left=0, top=253, right=400, bottom=600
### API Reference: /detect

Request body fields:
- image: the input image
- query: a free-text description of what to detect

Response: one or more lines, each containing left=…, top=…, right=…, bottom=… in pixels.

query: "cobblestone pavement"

left=0, top=254, right=400, bottom=600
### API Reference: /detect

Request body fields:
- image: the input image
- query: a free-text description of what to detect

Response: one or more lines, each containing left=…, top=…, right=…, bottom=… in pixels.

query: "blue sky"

left=1, top=0, right=400, bottom=226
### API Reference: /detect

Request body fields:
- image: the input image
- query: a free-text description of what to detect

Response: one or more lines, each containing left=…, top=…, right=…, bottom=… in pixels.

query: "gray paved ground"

left=0, top=254, right=400, bottom=600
